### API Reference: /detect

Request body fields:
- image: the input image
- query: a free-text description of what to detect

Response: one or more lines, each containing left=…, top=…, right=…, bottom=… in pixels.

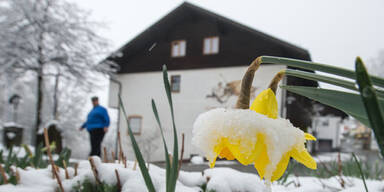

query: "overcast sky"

left=71, top=0, right=384, bottom=70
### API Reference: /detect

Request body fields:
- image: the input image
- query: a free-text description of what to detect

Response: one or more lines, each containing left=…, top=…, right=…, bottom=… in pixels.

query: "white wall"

left=111, top=65, right=286, bottom=162
left=313, top=116, right=342, bottom=149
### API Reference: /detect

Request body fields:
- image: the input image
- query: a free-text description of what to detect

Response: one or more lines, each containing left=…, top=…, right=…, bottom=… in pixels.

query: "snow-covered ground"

left=0, top=156, right=382, bottom=192
left=313, top=152, right=356, bottom=163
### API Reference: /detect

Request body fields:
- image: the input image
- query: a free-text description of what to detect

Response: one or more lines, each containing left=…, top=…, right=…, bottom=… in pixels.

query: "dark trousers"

left=89, top=128, right=105, bottom=157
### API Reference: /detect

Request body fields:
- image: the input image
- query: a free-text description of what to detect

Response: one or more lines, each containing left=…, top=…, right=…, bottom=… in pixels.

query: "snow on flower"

left=192, top=88, right=317, bottom=182
left=192, top=58, right=317, bottom=182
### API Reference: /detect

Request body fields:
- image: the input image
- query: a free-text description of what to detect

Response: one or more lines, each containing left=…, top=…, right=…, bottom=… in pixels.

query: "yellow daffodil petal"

left=247, top=133, right=266, bottom=164
left=291, top=148, right=317, bottom=170
left=228, top=140, right=250, bottom=165
left=211, top=137, right=237, bottom=168
left=271, top=152, right=291, bottom=181
left=250, top=88, right=278, bottom=119
left=254, top=149, right=269, bottom=179
left=253, top=134, right=269, bottom=179
left=211, top=138, right=227, bottom=168
left=219, top=146, right=235, bottom=160
left=209, top=155, right=218, bottom=168
left=305, top=133, right=317, bottom=141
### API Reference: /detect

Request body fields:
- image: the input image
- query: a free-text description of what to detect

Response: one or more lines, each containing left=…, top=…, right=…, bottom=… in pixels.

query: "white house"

left=106, top=2, right=316, bottom=162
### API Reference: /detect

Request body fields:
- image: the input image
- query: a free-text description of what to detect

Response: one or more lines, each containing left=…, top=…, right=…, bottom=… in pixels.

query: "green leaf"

left=55, top=148, right=71, bottom=168
left=281, top=85, right=373, bottom=127
left=162, top=65, right=179, bottom=192
left=119, top=95, right=156, bottom=192
left=261, top=56, right=384, bottom=88
left=355, top=57, right=384, bottom=158
left=284, top=69, right=384, bottom=98
left=285, top=69, right=357, bottom=91
left=33, top=142, right=46, bottom=168
left=151, top=99, right=171, bottom=189
left=352, top=153, right=368, bottom=192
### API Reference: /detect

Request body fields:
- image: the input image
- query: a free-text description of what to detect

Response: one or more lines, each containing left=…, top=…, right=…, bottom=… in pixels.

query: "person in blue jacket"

left=80, top=96, right=110, bottom=157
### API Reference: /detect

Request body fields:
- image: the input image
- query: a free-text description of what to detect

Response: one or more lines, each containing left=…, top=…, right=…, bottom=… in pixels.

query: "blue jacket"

left=82, top=105, right=110, bottom=131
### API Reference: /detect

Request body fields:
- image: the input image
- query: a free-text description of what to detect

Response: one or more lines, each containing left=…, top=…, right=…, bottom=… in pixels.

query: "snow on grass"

left=190, top=156, right=204, bottom=165
left=1, top=156, right=383, bottom=192
left=0, top=167, right=56, bottom=192
left=272, top=176, right=384, bottom=192
left=0, top=145, right=35, bottom=158
left=0, top=157, right=199, bottom=192
left=313, top=152, right=357, bottom=163
left=203, top=167, right=267, bottom=192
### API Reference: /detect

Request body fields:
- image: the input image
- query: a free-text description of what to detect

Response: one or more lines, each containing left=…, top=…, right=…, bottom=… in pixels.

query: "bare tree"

left=0, top=0, right=117, bottom=146
left=368, top=50, right=384, bottom=78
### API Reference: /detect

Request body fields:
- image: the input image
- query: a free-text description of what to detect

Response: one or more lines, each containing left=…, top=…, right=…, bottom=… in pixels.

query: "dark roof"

left=106, top=2, right=311, bottom=73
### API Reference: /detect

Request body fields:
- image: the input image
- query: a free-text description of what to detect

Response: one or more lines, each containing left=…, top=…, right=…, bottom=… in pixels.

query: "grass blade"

left=260, top=56, right=384, bottom=88
left=355, top=57, right=384, bottom=157
left=151, top=99, right=171, bottom=190
left=118, top=95, right=156, bottom=192
left=352, top=153, right=368, bottom=192
left=162, top=65, right=179, bottom=192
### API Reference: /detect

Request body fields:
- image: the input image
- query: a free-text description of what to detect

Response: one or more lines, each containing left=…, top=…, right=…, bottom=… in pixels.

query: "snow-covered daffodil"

left=192, top=61, right=317, bottom=182
left=249, top=88, right=317, bottom=181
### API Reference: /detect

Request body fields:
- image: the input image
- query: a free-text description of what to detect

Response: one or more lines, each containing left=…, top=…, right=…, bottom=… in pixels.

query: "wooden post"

left=337, top=152, right=345, bottom=188
left=123, top=155, right=127, bottom=168
left=55, top=165, right=60, bottom=173
left=63, top=160, right=69, bottom=179
left=118, top=131, right=123, bottom=163
left=133, top=160, right=137, bottom=170
left=115, top=169, right=121, bottom=191
left=74, top=163, right=79, bottom=177
left=44, top=128, right=64, bottom=192
left=178, top=133, right=185, bottom=175
left=89, top=157, right=101, bottom=185
left=103, top=147, right=108, bottom=163
left=0, top=163, right=8, bottom=184
left=15, top=169, right=20, bottom=184
left=111, top=151, right=116, bottom=163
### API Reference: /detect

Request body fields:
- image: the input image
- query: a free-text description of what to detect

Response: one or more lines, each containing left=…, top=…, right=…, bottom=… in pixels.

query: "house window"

left=171, top=40, right=186, bottom=57
left=203, top=36, right=219, bottom=55
left=171, top=75, right=181, bottom=92
left=128, top=116, right=142, bottom=135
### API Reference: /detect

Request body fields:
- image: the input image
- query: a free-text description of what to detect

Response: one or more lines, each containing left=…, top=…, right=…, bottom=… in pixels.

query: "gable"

left=107, top=2, right=311, bottom=74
